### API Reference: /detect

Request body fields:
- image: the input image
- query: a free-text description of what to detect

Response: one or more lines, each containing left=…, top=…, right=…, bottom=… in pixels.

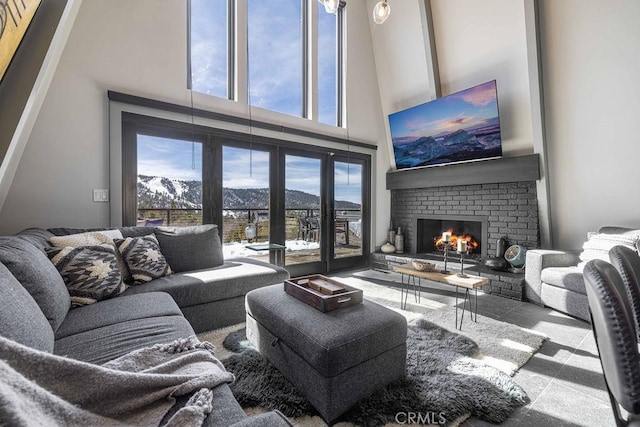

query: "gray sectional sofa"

left=0, top=225, right=291, bottom=426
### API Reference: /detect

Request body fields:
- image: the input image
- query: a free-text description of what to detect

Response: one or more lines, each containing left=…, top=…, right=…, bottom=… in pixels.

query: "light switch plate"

left=93, top=189, right=109, bottom=202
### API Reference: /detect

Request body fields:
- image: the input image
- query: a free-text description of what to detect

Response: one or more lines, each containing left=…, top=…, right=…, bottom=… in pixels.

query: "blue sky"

left=389, top=81, right=499, bottom=142
left=138, top=135, right=202, bottom=181
left=191, top=0, right=337, bottom=124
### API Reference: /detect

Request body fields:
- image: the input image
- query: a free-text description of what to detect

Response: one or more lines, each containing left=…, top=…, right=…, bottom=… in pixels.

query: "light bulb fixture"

left=321, top=0, right=339, bottom=14
left=373, top=0, right=390, bottom=24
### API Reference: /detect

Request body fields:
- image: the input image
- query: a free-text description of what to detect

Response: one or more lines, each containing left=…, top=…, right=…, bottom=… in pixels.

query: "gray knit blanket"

left=0, top=335, right=235, bottom=426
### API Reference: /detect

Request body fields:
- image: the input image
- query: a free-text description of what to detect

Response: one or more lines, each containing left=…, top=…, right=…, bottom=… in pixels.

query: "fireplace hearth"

left=388, top=181, right=540, bottom=300
left=416, top=215, right=488, bottom=260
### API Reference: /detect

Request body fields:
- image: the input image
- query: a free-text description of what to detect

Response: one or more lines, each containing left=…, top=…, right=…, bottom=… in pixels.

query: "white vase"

left=381, top=243, right=396, bottom=253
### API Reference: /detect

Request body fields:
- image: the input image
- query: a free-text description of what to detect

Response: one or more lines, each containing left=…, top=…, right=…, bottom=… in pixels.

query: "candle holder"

left=440, top=242, right=451, bottom=274
left=457, top=249, right=469, bottom=278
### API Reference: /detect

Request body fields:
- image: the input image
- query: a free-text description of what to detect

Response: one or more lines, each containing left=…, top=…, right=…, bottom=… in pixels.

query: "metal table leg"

left=474, top=287, right=478, bottom=322
left=455, top=285, right=459, bottom=329
left=400, top=273, right=409, bottom=310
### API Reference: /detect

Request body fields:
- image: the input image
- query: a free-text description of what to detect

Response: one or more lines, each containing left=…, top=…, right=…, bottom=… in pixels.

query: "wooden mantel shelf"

left=386, top=154, right=540, bottom=190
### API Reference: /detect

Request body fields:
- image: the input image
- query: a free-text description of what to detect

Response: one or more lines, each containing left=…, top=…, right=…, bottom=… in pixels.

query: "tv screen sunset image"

left=389, top=80, right=503, bottom=170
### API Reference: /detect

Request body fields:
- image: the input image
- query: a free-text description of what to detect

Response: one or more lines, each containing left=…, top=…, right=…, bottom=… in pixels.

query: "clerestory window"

left=189, top=0, right=345, bottom=127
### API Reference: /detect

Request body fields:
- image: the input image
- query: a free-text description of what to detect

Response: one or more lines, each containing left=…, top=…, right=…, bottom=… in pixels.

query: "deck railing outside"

left=138, top=207, right=361, bottom=243
left=137, top=207, right=360, bottom=244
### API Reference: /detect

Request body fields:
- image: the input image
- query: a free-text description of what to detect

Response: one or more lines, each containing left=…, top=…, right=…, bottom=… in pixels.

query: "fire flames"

left=433, top=229, right=479, bottom=252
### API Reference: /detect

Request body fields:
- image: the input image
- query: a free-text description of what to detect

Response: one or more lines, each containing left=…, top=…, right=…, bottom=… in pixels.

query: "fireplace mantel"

left=386, top=154, right=540, bottom=190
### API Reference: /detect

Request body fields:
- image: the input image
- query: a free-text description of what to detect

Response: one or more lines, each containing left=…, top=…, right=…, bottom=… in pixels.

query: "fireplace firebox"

left=416, top=215, right=489, bottom=260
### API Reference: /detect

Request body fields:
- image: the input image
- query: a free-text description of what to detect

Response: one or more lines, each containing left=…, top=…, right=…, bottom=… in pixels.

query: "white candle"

left=457, top=240, right=467, bottom=252
left=442, top=231, right=451, bottom=242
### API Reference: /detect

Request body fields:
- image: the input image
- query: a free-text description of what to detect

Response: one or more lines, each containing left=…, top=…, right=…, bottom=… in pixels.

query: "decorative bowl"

left=412, top=260, right=435, bottom=272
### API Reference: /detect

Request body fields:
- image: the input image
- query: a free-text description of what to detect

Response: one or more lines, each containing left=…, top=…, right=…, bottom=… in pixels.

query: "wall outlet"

left=93, top=189, right=109, bottom=202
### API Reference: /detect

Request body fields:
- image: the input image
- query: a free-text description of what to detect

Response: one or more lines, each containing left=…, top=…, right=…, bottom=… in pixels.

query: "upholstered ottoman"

left=245, top=284, right=407, bottom=424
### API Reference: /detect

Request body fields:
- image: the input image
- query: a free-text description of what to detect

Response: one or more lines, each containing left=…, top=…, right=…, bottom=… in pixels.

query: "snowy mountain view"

left=137, top=175, right=361, bottom=210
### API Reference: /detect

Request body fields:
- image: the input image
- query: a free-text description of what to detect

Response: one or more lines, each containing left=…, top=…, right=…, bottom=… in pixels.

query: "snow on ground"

left=223, top=239, right=321, bottom=259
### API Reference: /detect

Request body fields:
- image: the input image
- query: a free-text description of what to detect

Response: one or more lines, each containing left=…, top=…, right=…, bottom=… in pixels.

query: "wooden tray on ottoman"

left=284, top=275, right=363, bottom=312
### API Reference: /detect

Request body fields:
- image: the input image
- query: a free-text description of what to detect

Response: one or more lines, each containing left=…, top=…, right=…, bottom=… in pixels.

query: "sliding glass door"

left=283, top=152, right=324, bottom=276
left=221, top=145, right=271, bottom=261
left=122, top=114, right=370, bottom=275
left=328, top=156, right=369, bottom=271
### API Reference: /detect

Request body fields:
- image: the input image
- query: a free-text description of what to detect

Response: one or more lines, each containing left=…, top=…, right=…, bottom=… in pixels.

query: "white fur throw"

left=579, top=230, right=640, bottom=262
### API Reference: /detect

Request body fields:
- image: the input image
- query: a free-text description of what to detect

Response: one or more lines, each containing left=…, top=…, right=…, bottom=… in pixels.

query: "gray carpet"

left=221, top=318, right=529, bottom=426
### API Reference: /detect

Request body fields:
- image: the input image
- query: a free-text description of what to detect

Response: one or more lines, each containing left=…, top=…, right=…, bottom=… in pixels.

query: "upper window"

left=189, top=0, right=344, bottom=126
left=190, top=0, right=228, bottom=98
left=248, top=0, right=302, bottom=116
left=317, top=1, right=338, bottom=126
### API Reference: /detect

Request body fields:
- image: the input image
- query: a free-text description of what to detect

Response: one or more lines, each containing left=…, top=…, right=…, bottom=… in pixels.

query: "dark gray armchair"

left=583, top=259, right=640, bottom=426
left=609, top=245, right=640, bottom=341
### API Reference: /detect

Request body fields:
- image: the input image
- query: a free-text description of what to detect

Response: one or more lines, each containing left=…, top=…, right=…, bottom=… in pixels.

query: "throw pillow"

left=47, top=244, right=127, bottom=308
left=114, top=235, right=172, bottom=285
left=154, top=225, right=224, bottom=273
left=579, top=230, right=640, bottom=262
left=49, top=230, right=124, bottom=247
left=49, top=230, right=133, bottom=285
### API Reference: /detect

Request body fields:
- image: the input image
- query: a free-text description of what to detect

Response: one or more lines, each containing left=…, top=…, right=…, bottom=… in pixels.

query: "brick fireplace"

left=392, top=182, right=539, bottom=257
left=377, top=155, right=542, bottom=300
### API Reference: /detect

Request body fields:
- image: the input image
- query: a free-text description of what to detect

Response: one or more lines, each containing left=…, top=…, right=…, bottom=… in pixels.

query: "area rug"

left=219, top=320, right=528, bottom=426
left=197, top=274, right=547, bottom=426
left=340, top=271, right=548, bottom=376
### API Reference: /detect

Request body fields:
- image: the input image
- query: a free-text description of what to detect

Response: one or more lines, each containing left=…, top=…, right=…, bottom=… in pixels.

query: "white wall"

left=540, top=0, right=640, bottom=249
left=431, top=0, right=534, bottom=157
left=0, top=0, right=386, bottom=241
left=366, top=0, right=436, bottom=246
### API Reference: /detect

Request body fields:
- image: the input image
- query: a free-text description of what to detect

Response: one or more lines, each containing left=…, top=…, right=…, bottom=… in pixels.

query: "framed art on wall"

left=0, top=0, right=42, bottom=81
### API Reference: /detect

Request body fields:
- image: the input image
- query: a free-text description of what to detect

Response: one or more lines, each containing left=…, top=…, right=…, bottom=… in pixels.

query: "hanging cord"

left=190, top=88, right=196, bottom=170
left=246, top=9, right=253, bottom=178
left=345, top=110, right=350, bottom=186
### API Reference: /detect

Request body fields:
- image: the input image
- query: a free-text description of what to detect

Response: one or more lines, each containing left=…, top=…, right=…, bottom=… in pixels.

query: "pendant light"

left=372, top=0, right=390, bottom=24
left=322, top=0, right=339, bottom=14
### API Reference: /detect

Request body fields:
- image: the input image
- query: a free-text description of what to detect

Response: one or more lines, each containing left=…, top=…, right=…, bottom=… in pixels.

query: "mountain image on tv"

left=389, top=80, right=503, bottom=170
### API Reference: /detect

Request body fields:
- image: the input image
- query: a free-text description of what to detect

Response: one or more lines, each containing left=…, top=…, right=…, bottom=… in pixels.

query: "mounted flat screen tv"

left=389, top=80, right=503, bottom=170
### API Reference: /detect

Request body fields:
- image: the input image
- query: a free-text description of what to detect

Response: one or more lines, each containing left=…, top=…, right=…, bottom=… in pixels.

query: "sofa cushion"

left=0, top=262, right=54, bottom=352
left=114, top=235, right=172, bottom=285
left=15, top=228, right=55, bottom=251
left=155, top=225, right=223, bottom=273
left=540, top=265, right=587, bottom=295
left=120, top=257, right=290, bottom=307
left=55, top=292, right=183, bottom=339
left=47, top=244, right=127, bottom=308
left=48, top=227, right=108, bottom=236
left=118, top=226, right=155, bottom=238
left=54, top=315, right=194, bottom=364
left=0, top=236, right=70, bottom=331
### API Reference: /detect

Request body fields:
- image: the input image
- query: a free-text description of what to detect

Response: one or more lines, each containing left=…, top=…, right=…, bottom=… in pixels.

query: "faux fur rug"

left=343, top=272, right=547, bottom=376
left=220, top=319, right=529, bottom=426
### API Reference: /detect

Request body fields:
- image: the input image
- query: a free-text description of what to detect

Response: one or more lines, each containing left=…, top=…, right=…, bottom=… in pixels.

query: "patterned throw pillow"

left=47, top=244, right=127, bottom=308
left=114, top=235, right=172, bottom=285
left=49, top=230, right=123, bottom=247
left=49, top=230, right=133, bottom=285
